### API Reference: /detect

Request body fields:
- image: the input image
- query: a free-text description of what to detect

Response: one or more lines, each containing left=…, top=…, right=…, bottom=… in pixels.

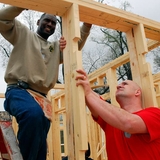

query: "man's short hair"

left=40, top=13, right=57, bottom=20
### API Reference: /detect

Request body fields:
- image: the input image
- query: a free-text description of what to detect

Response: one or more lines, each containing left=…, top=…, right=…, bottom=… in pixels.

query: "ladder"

left=0, top=111, right=23, bottom=160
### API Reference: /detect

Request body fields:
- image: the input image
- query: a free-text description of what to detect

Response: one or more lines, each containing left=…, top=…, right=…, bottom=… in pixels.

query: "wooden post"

left=127, top=24, right=157, bottom=108
left=106, top=68, right=119, bottom=107
left=62, top=3, right=88, bottom=160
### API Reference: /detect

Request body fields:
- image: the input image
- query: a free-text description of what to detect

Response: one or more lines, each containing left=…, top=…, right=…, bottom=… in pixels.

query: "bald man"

left=75, top=69, right=160, bottom=160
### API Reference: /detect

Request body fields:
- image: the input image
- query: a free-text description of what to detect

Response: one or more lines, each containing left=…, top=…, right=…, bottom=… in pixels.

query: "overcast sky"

left=109, top=0, right=160, bottom=22
left=0, top=0, right=160, bottom=110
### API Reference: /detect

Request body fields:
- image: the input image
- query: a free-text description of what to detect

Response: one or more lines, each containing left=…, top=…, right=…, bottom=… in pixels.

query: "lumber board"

left=147, top=40, right=160, bottom=51
left=0, top=0, right=72, bottom=16
left=0, top=0, right=159, bottom=41
left=0, top=94, right=4, bottom=98
left=78, top=0, right=160, bottom=41
left=133, top=24, right=157, bottom=107
left=62, top=3, right=88, bottom=160
left=88, top=52, right=130, bottom=81
left=51, top=98, right=62, bottom=160
left=153, top=72, right=160, bottom=83
left=54, top=84, right=65, bottom=89
left=107, top=68, right=119, bottom=106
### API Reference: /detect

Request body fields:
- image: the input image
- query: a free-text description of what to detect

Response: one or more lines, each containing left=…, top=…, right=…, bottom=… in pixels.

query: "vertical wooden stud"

left=62, top=3, right=88, bottom=160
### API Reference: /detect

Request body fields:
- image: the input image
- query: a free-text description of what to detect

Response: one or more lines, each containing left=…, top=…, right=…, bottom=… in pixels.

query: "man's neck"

left=36, top=32, right=48, bottom=41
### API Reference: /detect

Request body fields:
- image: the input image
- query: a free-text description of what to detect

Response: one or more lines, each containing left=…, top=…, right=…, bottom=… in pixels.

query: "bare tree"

left=151, top=47, right=160, bottom=73
left=82, top=1, right=133, bottom=99
left=0, top=3, right=13, bottom=67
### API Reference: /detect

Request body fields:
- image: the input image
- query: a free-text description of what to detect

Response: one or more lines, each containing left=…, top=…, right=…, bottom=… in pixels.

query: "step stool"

left=0, top=111, right=23, bottom=160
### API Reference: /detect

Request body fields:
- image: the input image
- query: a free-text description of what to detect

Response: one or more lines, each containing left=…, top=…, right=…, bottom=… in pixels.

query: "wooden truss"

left=0, top=0, right=160, bottom=160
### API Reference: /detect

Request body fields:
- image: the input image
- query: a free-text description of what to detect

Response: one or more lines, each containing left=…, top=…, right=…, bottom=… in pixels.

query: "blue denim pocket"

left=4, top=87, right=26, bottom=116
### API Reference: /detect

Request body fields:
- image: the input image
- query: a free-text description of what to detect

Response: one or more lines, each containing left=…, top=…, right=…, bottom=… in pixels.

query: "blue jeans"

left=4, top=86, right=50, bottom=160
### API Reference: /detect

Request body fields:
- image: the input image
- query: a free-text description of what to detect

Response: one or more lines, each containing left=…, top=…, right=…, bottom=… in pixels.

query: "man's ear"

left=135, top=89, right=141, bottom=97
left=37, top=20, right=40, bottom=26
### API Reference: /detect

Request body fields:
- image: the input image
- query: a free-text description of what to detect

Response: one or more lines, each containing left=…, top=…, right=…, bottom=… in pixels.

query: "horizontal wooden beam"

left=0, top=93, right=4, bottom=98
left=88, top=52, right=130, bottom=81
left=0, top=0, right=72, bottom=16
left=147, top=40, right=160, bottom=51
left=0, top=0, right=160, bottom=41
left=153, top=72, right=160, bottom=83
left=54, top=84, right=65, bottom=89
left=78, top=0, right=160, bottom=41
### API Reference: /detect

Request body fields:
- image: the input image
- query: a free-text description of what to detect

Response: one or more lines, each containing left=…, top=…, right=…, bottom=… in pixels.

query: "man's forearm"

left=85, top=92, right=134, bottom=132
left=78, top=23, right=92, bottom=50
left=0, top=5, right=25, bottom=21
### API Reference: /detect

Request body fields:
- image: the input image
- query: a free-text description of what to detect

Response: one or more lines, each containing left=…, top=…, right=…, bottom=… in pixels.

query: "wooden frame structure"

left=0, top=0, right=160, bottom=160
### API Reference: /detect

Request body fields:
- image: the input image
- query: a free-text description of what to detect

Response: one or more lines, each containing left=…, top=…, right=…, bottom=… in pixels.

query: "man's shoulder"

left=145, top=107, right=160, bottom=112
left=136, top=107, right=160, bottom=117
